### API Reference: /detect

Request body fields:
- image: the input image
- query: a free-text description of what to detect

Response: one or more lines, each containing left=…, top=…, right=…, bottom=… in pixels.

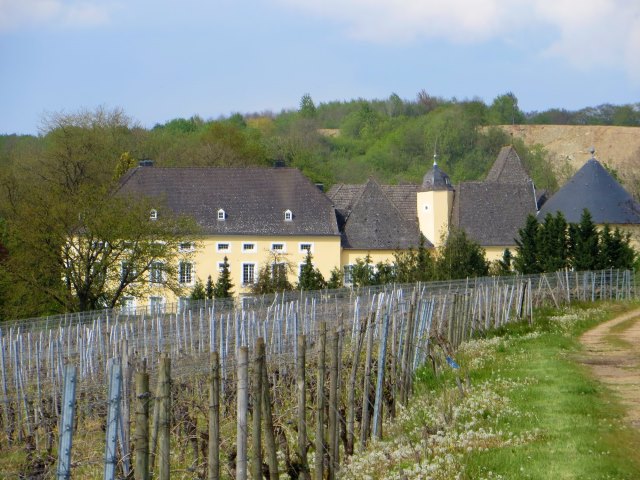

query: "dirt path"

left=580, top=308, right=640, bottom=427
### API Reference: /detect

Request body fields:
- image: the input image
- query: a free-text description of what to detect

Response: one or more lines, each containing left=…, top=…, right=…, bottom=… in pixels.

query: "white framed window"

left=242, top=242, right=256, bottom=253
left=121, top=261, right=136, bottom=282
left=216, top=242, right=230, bottom=252
left=179, top=261, right=193, bottom=284
left=271, top=242, right=286, bottom=252
left=149, top=296, right=165, bottom=314
left=217, top=209, right=226, bottom=221
left=343, top=264, right=354, bottom=286
left=217, top=262, right=226, bottom=273
left=179, top=242, right=194, bottom=252
left=299, top=243, right=313, bottom=253
left=298, top=262, right=306, bottom=278
left=271, top=262, right=287, bottom=279
left=121, top=296, right=136, bottom=315
left=284, top=209, right=293, bottom=221
left=242, top=263, right=256, bottom=285
left=149, top=261, right=164, bottom=284
left=150, top=209, right=158, bottom=220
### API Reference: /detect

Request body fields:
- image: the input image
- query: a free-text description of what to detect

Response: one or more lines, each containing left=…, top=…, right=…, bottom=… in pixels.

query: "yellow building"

left=328, top=146, right=540, bottom=271
left=117, top=146, right=542, bottom=306
left=117, top=165, right=341, bottom=306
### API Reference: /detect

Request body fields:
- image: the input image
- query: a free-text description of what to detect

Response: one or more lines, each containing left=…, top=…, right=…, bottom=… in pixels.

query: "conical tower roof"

left=538, top=156, right=640, bottom=224
left=421, top=161, right=453, bottom=191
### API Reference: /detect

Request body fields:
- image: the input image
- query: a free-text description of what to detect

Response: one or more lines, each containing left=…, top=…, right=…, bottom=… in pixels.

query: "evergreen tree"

left=297, top=250, right=326, bottom=290
left=299, top=93, right=317, bottom=118
left=351, top=254, right=375, bottom=287
left=393, top=249, right=418, bottom=283
left=190, top=279, right=206, bottom=300
left=490, top=248, right=513, bottom=276
left=514, top=214, right=541, bottom=274
left=205, top=275, right=214, bottom=300
left=571, top=209, right=600, bottom=271
left=373, top=261, right=395, bottom=285
left=251, top=255, right=293, bottom=294
left=416, top=234, right=435, bottom=281
left=252, top=264, right=275, bottom=295
left=599, top=226, right=636, bottom=269
left=326, top=267, right=343, bottom=289
left=538, top=212, right=569, bottom=272
left=213, top=256, right=234, bottom=298
left=436, top=228, right=488, bottom=280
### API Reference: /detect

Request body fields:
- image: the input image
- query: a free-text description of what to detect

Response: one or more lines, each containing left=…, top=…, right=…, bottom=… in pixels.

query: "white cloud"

left=276, top=0, right=640, bottom=81
left=0, top=0, right=113, bottom=31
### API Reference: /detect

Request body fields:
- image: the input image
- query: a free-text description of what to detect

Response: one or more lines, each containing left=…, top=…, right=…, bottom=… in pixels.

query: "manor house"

left=120, top=145, right=639, bottom=307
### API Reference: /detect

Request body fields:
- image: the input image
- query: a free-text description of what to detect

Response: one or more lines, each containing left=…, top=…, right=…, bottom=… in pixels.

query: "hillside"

left=500, top=125, right=640, bottom=184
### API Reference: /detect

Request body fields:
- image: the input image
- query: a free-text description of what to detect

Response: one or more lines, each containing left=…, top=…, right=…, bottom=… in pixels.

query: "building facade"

left=116, top=146, right=548, bottom=305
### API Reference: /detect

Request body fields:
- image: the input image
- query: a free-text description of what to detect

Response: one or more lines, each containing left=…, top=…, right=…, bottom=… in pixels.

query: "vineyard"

left=0, top=269, right=634, bottom=479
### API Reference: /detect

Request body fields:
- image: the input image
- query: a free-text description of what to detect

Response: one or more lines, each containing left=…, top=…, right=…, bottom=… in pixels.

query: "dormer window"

left=284, top=209, right=293, bottom=222
left=217, top=209, right=226, bottom=221
left=150, top=209, right=158, bottom=220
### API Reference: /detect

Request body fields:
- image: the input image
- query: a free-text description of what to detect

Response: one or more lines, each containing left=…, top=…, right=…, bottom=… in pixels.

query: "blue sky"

left=1, top=0, right=639, bottom=135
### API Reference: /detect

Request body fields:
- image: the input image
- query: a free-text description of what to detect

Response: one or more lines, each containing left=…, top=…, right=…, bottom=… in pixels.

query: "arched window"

left=150, top=209, right=158, bottom=220
left=284, top=209, right=293, bottom=221
left=217, top=209, right=226, bottom=221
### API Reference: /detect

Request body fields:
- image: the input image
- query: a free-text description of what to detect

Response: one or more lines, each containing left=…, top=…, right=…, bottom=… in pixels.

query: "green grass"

left=420, top=301, right=640, bottom=479
left=604, top=315, right=640, bottom=348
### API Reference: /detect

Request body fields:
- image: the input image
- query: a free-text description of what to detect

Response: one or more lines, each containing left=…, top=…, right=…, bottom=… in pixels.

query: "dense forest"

left=0, top=92, right=638, bottom=319
left=2, top=92, right=639, bottom=193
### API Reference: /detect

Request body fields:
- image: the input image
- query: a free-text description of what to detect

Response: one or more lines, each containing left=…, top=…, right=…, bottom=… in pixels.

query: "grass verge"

left=342, top=301, right=640, bottom=480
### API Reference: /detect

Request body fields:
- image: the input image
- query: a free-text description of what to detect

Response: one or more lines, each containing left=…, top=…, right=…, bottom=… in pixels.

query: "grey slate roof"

left=452, top=181, right=538, bottom=246
left=452, top=145, right=538, bottom=246
left=327, top=183, right=420, bottom=223
left=485, top=146, right=531, bottom=184
left=421, top=162, right=454, bottom=191
left=116, top=166, right=340, bottom=236
left=333, top=179, right=425, bottom=250
left=537, top=158, right=640, bottom=224
left=330, top=146, right=538, bottom=249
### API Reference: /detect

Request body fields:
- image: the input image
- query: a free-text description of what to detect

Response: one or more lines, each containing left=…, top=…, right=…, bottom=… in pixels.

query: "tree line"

left=0, top=93, right=637, bottom=320
left=513, top=210, right=636, bottom=274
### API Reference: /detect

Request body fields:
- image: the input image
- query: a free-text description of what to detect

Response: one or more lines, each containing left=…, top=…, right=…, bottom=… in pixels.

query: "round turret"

left=422, top=161, right=453, bottom=191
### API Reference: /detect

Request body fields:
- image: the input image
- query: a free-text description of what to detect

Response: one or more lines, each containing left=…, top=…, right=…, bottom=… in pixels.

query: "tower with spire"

left=417, top=153, right=454, bottom=247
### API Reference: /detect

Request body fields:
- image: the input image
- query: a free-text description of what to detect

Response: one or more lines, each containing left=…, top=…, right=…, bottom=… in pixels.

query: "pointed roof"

left=537, top=157, right=640, bottom=224
left=485, top=146, right=530, bottom=184
left=332, top=178, right=426, bottom=249
left=421, top=161, right=454, bottom=191
left=327, top=183, right=420, bottom=223
left=452, top=181, right=538, bottom=246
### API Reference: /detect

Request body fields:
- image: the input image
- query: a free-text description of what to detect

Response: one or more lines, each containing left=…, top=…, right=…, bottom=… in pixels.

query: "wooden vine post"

left=237, top=346, right=249, bottom=480
left=297, top=334, right=310, bottom=479
left=252, top=339, right=264, bottom=480
left=315, top=322, right=326, bottom=480
left=209, top=351, right=220, bottom=480
left=327, top=330, right=339, bottom=480
left=261, top=345, right=279, bottom=480
left=157, top=356, right=171, bottom=480
left=134, top=361, right=150, bottom=480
